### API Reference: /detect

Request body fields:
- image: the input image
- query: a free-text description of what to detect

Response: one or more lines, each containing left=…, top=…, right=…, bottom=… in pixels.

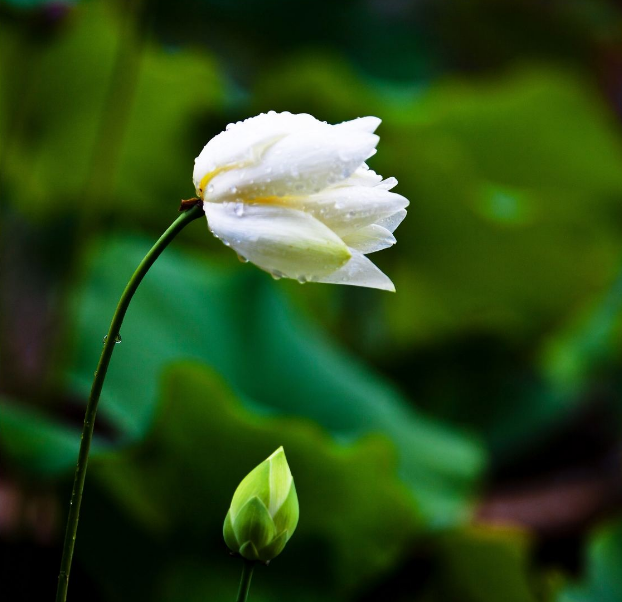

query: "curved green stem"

left=55, top=204, right=204, bottom=602
left=236, top=560, right=256, bottom=602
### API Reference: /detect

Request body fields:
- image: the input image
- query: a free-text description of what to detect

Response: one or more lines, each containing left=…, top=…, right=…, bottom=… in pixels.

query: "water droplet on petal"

left=297, top=275, right=308, bottom=284
left=230, top=186, right=238, bottom=194
left=237, top=254, right=249, bottom=263
left=271, top=270, right=284, bottom=280
left=234, top=203, right=245, bottom=217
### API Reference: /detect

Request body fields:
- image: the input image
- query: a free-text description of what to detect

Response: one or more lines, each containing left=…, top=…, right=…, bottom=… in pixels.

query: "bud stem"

left=236, top=560, right=256, bottom=602
left=54, top=204, right=204, bottom=602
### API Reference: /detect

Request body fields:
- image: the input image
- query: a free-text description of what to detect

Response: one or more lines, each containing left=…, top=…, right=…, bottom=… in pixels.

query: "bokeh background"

left=2, top=0, right=622, bottom=600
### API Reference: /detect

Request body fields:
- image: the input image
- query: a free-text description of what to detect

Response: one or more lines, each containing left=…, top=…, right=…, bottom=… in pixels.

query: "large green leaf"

left=66, top=234, right=485, bottom=527
left=93, top=361, right=420, bottom=594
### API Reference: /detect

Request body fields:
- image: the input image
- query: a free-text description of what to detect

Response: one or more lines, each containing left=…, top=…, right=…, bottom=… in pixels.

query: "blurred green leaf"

left=2, top=1, right=222, bottom=219
left=3, top=2, right=118, bottom=215
left=540, top=263, right=622, bottom=392
left=0, top=19, right=16, bottom=146
left=0, top=396, right=108, bottom=476
left=252, top=54, right=622, bottom=459
left=94, top=361, right=420, bottom=594
left=67, top=235, right=485, bottom=526
left=0, top=0, right=58, bottom=8
left=114, top=39, right=223, bottom=218
left=431, top=525, right=541, bottom=602
left=254, top=56, right=622, bottom=346
left=558, top=519, right=622, bottom=602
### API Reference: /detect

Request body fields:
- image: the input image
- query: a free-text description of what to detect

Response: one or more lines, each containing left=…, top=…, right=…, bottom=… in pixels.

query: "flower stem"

left=236, top=560, right=256, bottom=602
left=55, top=203, right=204, bottom=602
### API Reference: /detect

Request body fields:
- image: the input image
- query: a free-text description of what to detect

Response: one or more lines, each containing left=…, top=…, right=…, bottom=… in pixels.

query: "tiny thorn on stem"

left=179, top=197, right=202, bottom=212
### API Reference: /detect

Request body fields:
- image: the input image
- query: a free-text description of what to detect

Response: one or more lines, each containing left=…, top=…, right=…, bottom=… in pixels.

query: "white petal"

left=315, top=250, right=395, bottom=291
left=193, top=112, right=327, bottom=194
left=341, top=165, right=384, bottom=187
left=342, top=225, right=396, bottom=254
left=208, top=129, right=379, bottom=203
left=290, top=186, right=409, bottom=236
left=204, top=202, right=351, bottom=279
left=337, top=168, right=397, bottom=190
left=377, top=209, right=407, bottom=233
left=375, top=176, right=398, bottom=191
left=334, top=116, right=381, bottom=133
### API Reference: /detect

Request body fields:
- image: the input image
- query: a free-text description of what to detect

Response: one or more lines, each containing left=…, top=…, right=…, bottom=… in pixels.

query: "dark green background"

left=2, top=0, right=622, bottom=600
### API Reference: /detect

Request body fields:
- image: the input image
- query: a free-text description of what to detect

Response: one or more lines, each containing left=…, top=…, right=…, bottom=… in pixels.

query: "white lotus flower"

left=193, top=111, right=408, bottom=291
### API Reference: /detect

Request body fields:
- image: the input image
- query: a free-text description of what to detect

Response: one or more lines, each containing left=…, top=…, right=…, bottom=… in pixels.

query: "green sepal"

left=258, top=530, right=289, bottom=562
left=233, top=496, right=276, bottom=551
left=239, top=541, right=260, bottom=561
left=267, top=447, right=293, bottom=515
left=272, top=480, right=299, bottom=535
left=223, top=510, right=238, bottom=553
left=231, top=461, right=271, bottom=516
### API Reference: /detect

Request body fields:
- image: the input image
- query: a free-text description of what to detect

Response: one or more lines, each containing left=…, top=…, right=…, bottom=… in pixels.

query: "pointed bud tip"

left=267, top=446, right=285, bottom=460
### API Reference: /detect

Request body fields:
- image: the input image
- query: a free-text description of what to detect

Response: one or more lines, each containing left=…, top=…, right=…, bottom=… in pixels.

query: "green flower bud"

left=224, top=447, right=299, bottom=563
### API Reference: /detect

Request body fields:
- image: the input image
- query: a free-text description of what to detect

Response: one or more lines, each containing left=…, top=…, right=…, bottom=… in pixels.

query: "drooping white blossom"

left=193, top=111, right=408, bottom=291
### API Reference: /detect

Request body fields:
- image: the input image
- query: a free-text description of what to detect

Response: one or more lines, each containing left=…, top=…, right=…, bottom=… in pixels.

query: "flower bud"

left=223, top=447, right=299, bottom=563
